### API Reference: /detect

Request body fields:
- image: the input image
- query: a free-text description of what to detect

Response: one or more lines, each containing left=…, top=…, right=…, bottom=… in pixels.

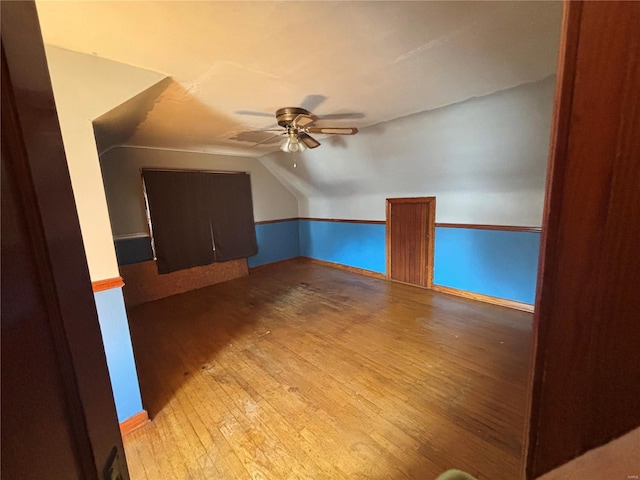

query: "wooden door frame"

left=385, top=197, right=436, bottom=288
left=2, top=2, right=128, bottom=478
left=524, top=1, right=640, bottom=478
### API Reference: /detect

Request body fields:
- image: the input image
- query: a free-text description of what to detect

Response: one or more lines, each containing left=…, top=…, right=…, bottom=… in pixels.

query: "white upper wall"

left=100, top=147, right=298, bottom=237
left=260, top=76, right=556, bottom=227
left=44, top=45, right=166, bottom=280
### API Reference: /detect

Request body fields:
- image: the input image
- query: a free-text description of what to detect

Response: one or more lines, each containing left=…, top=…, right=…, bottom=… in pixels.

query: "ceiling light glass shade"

left=289, top=140, right=300, bottom=152
left=281, top=134, right=306, bottom=153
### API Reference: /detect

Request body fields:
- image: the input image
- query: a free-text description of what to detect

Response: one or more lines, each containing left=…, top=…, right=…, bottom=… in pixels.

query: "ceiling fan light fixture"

left=247, top=106, right=358, bottom=152
left=281, top=132, right=306, bottom=153
left=280, top=135, right=296, bottom=152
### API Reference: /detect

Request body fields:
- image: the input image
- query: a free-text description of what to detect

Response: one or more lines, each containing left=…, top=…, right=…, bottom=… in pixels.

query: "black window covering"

left=142, top=170, right=258, bottom=274
left=208, top=173, right=258, bottom=262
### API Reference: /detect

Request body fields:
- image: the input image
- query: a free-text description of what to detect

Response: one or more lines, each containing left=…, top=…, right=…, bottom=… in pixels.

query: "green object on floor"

left=435, top=469, right=478, bottom=480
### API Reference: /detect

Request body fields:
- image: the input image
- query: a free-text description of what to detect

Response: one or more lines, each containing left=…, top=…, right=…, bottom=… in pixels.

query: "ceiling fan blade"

left=299, top=95, right=327, bottom=112
left=306, top=127, right=358, bottom=135
left=298, top=132, right=321, bottom=149
left=229, top=129, right=284, bottom=143
left=234, top=110, right=274, bottom=118
left=292, top=114, right=316, bottom=129
left=250, top=133, right=285, bottom=148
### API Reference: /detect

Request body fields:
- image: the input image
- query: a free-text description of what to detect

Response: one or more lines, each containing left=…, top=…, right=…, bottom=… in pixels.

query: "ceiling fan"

left=251, top=107, right=359, bottom=152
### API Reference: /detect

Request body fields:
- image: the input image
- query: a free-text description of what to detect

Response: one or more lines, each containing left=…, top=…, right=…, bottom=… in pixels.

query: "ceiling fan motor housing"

left=276, top=107, right=312, bottom=127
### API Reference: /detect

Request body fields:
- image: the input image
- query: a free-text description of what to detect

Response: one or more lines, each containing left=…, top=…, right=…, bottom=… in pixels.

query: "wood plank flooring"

left=123, top=260, right=533, bottom=479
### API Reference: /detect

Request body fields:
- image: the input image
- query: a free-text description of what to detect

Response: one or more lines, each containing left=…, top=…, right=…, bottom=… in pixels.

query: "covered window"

left=142, top=169, right=258, bottom=274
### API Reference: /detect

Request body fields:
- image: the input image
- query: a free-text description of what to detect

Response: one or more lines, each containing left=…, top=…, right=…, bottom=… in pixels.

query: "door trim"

left=386, top=197, right=436, bottom=288
left=2, top=2, right=128, bottom=477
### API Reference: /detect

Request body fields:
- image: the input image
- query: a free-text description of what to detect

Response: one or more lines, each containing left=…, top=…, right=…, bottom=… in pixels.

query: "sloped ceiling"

left=36, top=1, right=562, bottom=157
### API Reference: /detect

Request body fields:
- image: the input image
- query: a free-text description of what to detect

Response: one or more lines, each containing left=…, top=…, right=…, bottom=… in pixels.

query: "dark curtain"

left=209, top=173, right=258, bottom=262
left=142, top=170, right=258, bottom=274
left=143, top=171, right=215, bottom=274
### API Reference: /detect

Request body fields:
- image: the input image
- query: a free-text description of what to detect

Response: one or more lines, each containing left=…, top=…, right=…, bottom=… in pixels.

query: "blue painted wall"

left=94, top=288, right=143, bottom=422
left=114, top=236, right=153, bottom=265
left=115, top=222, right=302, bottom=269
left=298, top=220, right=386, bottom=274
left=113, top=220, right=539, bottom=305
left=298, top=220, right=539, bottom=305
left=248, top=220, right=300, bottom=268
left=434, top=227, right=540, bottom=304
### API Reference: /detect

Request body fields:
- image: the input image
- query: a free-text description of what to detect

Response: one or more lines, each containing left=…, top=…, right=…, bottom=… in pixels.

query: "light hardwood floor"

left=123, top=260, right=533, bottom=479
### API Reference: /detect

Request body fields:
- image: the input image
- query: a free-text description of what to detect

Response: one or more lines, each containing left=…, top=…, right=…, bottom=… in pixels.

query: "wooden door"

left=525, top=1, right=640, bottom=478
left=386, top=197, right=435, bottom=288
left=1, top=2, right=129, bottom=479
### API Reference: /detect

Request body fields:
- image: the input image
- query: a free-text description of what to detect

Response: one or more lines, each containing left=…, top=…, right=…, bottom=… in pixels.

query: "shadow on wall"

left=93, top=77, right=173, bottom=155
left=326, top=135, right=349, bottom=149
left=93, top=78, right=265, bottom=155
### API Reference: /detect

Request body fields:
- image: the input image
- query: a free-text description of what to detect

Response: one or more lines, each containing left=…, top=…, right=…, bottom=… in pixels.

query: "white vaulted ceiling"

left=36, top=1, right=562, bottom=157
